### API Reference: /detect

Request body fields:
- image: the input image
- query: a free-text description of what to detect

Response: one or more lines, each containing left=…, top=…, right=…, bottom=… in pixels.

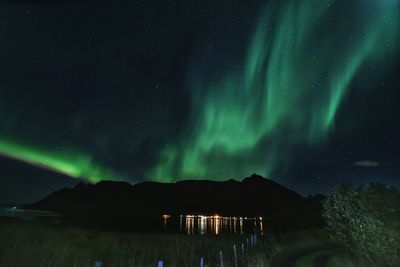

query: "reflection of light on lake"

left=259, top=218, right=264, bottom=235
left=186, top=215, right=195, bottom=234
left=198, top=216, right=207, bottom=235
left=215, top=215, right=220, bottom=234
left=162, top=214, right=171, bottom=226
left=164, top=214, right=264, bottom=235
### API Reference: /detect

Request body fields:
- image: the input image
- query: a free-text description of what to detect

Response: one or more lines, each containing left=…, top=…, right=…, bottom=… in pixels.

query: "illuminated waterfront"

left=163, top=214, right=264, bottom=235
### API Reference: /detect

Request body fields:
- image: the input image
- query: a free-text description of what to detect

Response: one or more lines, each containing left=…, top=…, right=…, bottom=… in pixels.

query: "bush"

left=322, top=183, right=400, bottom=266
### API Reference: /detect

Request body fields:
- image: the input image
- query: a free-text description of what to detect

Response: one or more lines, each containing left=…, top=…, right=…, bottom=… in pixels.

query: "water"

left=0, top=206, right=264, bottom=235
left=0, top=207, right=60, bottom=221
left=162, top=214, right=264, bottom=235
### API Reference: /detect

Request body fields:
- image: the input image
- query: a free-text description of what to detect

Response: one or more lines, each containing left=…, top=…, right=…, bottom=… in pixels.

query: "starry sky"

left=0, top=0, right=399, bottom=203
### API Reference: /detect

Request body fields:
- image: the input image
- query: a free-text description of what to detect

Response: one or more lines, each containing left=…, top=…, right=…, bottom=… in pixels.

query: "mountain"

left=28, top=174, right=323, bottom=231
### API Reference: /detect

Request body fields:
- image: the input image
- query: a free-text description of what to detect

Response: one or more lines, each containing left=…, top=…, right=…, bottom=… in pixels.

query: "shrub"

left=322, top=183, right=400, bottom=266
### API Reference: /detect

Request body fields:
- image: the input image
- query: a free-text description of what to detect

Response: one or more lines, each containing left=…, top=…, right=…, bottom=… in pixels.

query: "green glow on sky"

left=0, top=0, right=398, bottom=184
left=0, top=137, right=118, bottom=183
left=151, top=0, right=399, bottom=181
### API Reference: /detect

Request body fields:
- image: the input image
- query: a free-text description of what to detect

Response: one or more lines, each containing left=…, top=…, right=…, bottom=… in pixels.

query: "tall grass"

left=265, top=229, right=336, bottom=259
left=2, top=217, right=374, bottom=267
left=0, top=218, right=272, bottom=267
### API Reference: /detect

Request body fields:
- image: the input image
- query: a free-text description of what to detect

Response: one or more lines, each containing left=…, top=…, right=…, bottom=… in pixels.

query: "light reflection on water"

left=0, top=207, right=60, bottom=221
left=163, top=214, right=264, bottom=235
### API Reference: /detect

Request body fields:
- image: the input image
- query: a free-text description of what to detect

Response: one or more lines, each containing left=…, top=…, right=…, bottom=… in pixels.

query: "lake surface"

left=0, top=206, right=264, bottom=235
left=162, top=214, right=264, bottom=235
left=0, top=207, right=60, bottom=221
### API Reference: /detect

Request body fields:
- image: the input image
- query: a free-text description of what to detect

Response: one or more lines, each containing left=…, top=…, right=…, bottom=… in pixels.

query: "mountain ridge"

left=28, top=173, right=323, bottom=231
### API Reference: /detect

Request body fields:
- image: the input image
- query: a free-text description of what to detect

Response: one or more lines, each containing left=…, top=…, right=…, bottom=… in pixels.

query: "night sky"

left=0, top=0, right=399, bottom=203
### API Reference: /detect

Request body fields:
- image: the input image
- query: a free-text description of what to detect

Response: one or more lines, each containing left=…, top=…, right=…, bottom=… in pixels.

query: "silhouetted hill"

left=28, top=174, right=323, bottom=231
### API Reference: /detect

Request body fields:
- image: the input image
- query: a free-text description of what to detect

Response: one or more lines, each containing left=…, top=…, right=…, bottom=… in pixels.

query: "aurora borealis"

left=0, top=0, right=399, bottom=202
left=151, top=0, right=399, bottom=180
left=0, top=137, right=116, bottom=182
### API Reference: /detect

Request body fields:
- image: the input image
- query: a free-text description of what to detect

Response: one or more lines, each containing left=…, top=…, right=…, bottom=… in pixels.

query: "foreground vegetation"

left=0, top=217, right=334, bottom=267
left=0, top=217, right=382, bottom=267
left=323, top=183, right=400, bottom=266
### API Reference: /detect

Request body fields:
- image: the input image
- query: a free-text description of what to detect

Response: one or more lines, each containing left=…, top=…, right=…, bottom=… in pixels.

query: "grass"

left=265, top=229, right=336, bottom=258
left=0, top=217, right=377, bottom=267
left=0, top=217, right=272, bottom=267
left=325, top=253, right=383, bottom=267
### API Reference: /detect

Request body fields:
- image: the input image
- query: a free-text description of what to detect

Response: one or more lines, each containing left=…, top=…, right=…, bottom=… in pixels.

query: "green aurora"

left=150, top=0, right=399, bottom=181
left=0, top=0, right=398, bottom=184
left=0, top=137, right=117, bottom=183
